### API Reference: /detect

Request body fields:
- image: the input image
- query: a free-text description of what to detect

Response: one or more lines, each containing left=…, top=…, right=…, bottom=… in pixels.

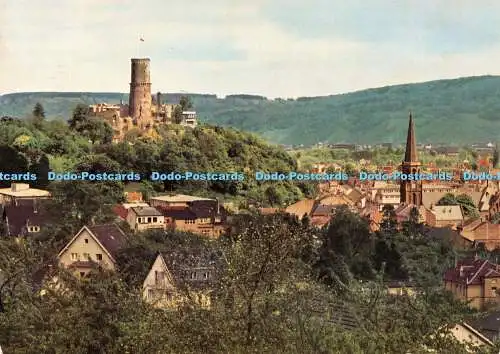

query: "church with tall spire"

left=400, top=112, right=423, bottom=206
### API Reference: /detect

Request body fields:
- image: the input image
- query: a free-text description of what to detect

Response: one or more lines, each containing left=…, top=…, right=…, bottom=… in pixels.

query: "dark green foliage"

left=315, top=205, right=374, bottom=285
left=32, top=102, right=45, bottom=119
left=437, top=193, right=479, bottom=218
left=0, top=111, right=307, bottom=206
left=0, top=212, right=486, bottom=353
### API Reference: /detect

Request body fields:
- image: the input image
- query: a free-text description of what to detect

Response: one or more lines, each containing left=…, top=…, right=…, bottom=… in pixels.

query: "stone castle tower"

left=400, top=112, right=423, bottom=206
left=129, top=58, right=152, bottom=129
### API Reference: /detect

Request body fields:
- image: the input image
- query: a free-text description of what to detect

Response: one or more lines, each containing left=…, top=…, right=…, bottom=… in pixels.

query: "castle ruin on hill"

left=87, top=58, right=198, bottom=142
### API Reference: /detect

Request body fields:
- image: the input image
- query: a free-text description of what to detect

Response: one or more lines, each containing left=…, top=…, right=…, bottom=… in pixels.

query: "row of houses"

left=37, top=223, right=215, bottom=309
left=0, top=184, right=229, bottom=239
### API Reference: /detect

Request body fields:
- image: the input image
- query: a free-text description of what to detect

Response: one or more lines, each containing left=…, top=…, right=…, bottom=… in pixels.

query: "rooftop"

left=0, top=183, right=50, bottom=198
left=443, top=258, right=500, bottom=285
left=151, top=194, right=214, bottom=203
left=429, top=205, right=463, bottom=221
left=130, top=206, right=163, bottom=216
left=87, top=224, right=127, bottom=258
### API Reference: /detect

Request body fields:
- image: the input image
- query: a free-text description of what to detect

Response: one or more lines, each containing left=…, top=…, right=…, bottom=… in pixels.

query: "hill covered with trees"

left=0, top=105, right=313, bottom=209
left=3, top=76, right=500, bottom=145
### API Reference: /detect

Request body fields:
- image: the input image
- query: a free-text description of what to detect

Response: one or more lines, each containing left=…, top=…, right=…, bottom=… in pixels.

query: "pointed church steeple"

left=404, top=112, right=418, bottom=163
left=400, top=111, right=422, bottom=206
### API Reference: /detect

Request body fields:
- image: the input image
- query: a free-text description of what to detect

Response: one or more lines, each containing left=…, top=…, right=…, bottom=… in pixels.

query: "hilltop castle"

left=87, top=58, right=198, bottom=142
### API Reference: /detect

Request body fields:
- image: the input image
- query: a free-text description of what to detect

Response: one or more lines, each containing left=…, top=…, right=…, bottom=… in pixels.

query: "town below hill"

left=3, top=75, right=500, bottom=145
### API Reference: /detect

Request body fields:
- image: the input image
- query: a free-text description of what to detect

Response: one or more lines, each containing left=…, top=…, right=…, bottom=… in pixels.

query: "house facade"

left=142, top=253, right=213, bottom=309
left=58, top=224, right=126, bottom=277
left=0, top=183, right=50, bottom=205
left=443, top=258, right=500, bottom=309
left=126, top=206, right=165, bottom=232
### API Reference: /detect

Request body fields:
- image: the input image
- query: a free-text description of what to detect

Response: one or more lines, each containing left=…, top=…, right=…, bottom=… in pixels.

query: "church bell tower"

left=400, top=112, right=422, bottom=206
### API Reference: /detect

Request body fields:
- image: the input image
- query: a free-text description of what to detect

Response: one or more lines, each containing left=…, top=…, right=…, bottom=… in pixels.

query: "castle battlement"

left=89, top=58, right=197, bottom=142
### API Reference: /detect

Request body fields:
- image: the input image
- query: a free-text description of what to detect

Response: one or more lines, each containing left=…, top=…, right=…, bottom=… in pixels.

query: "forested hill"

left=3, top=75, right=500, bottom=145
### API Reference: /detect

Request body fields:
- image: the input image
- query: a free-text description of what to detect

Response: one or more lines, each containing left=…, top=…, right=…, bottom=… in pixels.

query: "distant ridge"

left=2, top=75, right=500, bottom=145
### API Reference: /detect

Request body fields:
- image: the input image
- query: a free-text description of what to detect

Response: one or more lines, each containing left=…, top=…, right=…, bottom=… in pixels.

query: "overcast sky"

left=1, top=0, right=500, bottom=98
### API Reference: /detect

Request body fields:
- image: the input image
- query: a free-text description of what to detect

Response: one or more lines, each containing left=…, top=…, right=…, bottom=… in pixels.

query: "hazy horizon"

left=1, top=74, right=497, bottom=100
left=2, top=1, right=500, bottom=97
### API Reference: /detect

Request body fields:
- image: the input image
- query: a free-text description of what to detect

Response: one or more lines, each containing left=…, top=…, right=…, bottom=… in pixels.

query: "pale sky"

left=2, top=0, right=500, bottom=98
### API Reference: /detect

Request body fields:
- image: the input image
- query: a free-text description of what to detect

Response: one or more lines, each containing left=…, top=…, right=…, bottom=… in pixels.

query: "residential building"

left=57, top=224, right=127, bottom=277
left=470, top=309, right=500, bottom=343
left=162, top=208, right=226, bottom=238
left=460, top=220, right=500, bottom=251
left=142, top=253, right=177, bottom=308
left=427, top=205, right=464, bottom=228
left=112, top=202, right=150, bottom=220
left=143, top=252, right=215, bottom=309
left=386, top=281, right=416, bottom=296
left=447, top=323, right=493, bottom=349
left=374, top=189, right=400, bottom=210
left=285, top=199, right=317, bottom=220
left=149, top=194, right=214, bottom=209
left=0, top=183, right=50, bottom=205
left=2, top=199, right=52, bottom=237
left=152, top=195, right=228, bottom=238
left=126, top=205, right=165, bottom=232
left=180, top=111, right=198, bottom=128
left=443, top=257, right=500, bottom=309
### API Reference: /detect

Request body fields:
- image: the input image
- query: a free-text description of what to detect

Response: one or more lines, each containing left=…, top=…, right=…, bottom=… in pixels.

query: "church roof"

left=404, top=112, right=418, bottom=163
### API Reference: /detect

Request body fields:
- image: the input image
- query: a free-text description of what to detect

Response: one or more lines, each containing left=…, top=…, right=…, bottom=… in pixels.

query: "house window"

left=80, top=272, right=85, bottom=277
left=190, top=272, right=196, bottom=279
left=96, top=254, right=103, bottom=261
left=83, top=253, right=91, bottom=260
left=203, top=272, right=209, bottom=279
left=493, top=287, right=498, bottom=296
left=84, top=238, right=89, bottom=243
left=147, top=217, right=152, bottom=223
left=148, top=289, right=154, bottom=299
left=153, top=217, right=157, bottom=223
left=138, top=217, right=142, bottom=223
left=71, top=253, right=79, bottom=261
left=155, top=271, right=165, bottom=286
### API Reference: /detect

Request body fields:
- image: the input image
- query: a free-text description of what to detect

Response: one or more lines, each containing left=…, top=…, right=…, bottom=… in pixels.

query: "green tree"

left=173, top=105, right=183, bottom=124
left=79, top=119, right=114, bottom=144
left=493, top=146, right=499, bottom=168
left=172, top=96, right=193, bottom=124
left=437, top=193, right=457, bottom=206
left=219, top=213, right=315, bottom=347
left=68, top=104, right=89, bottom=130
left=32, top=103, right=45, bottom=119
left=32, top=102, right=45, bottom=129
left=316, top=206, right=374, bottom=285
left=179, top=95, right=193, bottom=110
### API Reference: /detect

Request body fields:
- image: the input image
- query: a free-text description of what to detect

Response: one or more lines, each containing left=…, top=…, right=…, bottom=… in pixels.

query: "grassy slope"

left=2, top=76, right=500, bottom=145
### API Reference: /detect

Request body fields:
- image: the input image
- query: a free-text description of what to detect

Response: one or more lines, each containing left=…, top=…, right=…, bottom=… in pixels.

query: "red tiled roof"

left=112, top=205, right=128, bottom=220
left=310, top=216, right=330, bottom=228
left=443, top=258, right=500, bottom=285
